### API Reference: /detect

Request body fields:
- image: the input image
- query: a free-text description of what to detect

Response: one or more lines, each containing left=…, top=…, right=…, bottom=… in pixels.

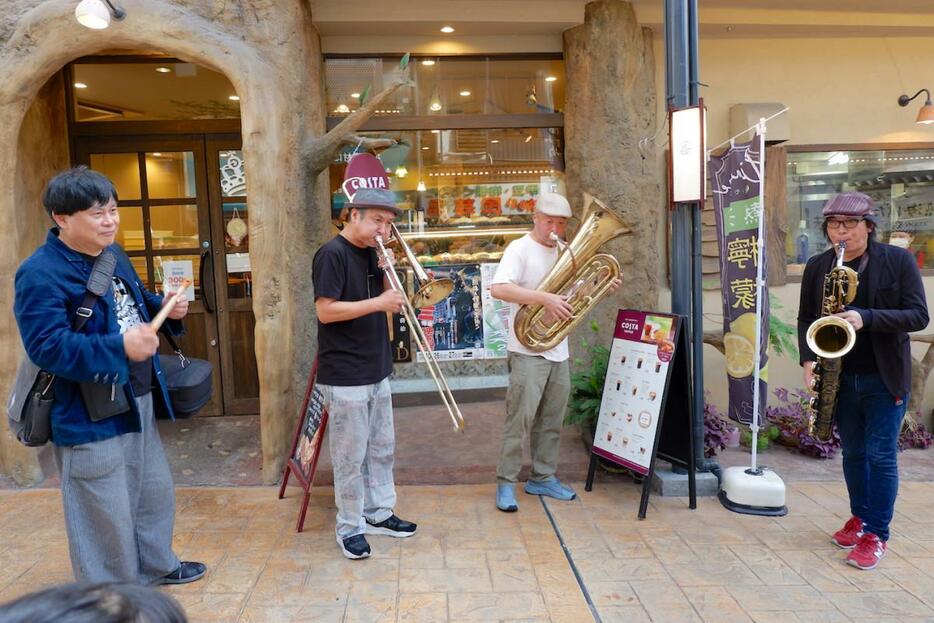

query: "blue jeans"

left=834, top=372, right=907, bottom=542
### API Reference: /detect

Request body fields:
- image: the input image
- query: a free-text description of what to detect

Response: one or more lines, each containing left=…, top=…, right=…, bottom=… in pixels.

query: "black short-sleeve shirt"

left=312, top=235, right=392, bottom=386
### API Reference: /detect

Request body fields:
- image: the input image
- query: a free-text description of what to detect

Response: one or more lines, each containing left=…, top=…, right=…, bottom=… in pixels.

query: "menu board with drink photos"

left=592, top=310, right=678, bottom=476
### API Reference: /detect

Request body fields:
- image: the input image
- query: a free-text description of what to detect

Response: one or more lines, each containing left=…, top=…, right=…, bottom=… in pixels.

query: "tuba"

left=805, top=241, right=858, bottom=441
left=514, top=195, right=631, bottom=352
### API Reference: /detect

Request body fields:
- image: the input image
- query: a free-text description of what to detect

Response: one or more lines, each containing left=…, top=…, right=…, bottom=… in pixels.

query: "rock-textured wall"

left=0, top=72, right=69, bottom=484
left=563, top=0, right=660, bottom=355
left=0, top=0, right=326, bottom=484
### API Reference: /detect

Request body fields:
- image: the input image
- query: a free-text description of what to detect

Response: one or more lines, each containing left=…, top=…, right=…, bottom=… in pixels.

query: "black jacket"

left=797, top=239, right=929, bottom=399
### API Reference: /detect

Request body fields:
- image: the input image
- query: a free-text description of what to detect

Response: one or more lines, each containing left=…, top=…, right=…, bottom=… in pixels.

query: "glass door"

left=206, top=136, right=260, bottom=415
left=73, top=137, right=224, bottom=416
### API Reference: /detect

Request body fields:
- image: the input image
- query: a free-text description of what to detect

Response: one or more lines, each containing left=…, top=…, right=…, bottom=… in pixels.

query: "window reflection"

left=786, top=149, right=934, bottom=273
left=325, top=57, right=564, bottom=118
left=145, top=152, right=196, bottom=199
left=150, top=204, right=200, bottom=249
left=115, top=206, right=144, bottom=251
left=90, top=153, right=141, bottom=200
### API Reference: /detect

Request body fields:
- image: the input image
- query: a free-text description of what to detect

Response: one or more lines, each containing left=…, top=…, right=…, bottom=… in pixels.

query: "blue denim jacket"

left=14, top=229, right=183, bottom=446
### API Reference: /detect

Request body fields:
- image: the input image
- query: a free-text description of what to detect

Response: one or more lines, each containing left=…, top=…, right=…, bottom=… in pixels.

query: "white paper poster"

left=161, top=260, right=194, bottom=296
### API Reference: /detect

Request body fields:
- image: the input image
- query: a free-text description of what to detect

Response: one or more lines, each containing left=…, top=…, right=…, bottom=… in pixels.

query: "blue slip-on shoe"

left=524, top=476, right=576, bottom=501
left=496, top=484, right=518, bottom=512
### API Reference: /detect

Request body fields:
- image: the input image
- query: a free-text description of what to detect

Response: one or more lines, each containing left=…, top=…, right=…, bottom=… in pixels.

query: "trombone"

left=375, top=224, right=466, bottom=432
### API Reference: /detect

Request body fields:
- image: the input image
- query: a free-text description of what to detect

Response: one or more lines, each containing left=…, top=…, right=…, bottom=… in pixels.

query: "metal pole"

left=665, top=0, right=717, bottom=474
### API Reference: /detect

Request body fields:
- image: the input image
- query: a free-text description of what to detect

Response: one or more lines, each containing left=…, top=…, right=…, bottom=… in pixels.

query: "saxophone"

left=805, top=241, right=859, bottom=441
left=514, top=195, right=631, bottom=352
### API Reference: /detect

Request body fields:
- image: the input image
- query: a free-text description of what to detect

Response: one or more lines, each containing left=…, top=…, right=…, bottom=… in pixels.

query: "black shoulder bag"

left=6, top=251, right=126, bottom=446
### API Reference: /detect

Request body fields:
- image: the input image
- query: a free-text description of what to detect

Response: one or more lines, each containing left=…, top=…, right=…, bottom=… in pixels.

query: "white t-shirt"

left=491, top=234, right=569, bottom=362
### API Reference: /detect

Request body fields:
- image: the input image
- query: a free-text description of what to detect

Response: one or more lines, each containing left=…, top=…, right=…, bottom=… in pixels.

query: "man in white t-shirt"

left=490, top=193, right=578, bottom=512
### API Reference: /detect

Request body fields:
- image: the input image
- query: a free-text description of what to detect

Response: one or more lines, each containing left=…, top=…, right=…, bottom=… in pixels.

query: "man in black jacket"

left=798, top=192, right=928, bottom=570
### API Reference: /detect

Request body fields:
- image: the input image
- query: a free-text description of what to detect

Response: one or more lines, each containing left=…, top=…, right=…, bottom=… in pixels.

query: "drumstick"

left=150, top=279, right=191, bottom=331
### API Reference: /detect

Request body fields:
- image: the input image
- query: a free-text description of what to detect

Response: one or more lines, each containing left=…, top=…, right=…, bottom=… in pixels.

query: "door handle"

left=199, top=249, right=216, bottom=314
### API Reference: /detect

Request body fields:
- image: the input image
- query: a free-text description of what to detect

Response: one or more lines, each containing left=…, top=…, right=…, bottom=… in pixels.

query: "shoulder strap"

left=73, top=250, right=118, bottom=332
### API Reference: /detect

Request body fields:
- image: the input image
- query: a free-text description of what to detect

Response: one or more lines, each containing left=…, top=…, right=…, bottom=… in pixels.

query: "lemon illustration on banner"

left=724, top=312, right=767, bottom=379
left=724, top=332, right=755, bottom=378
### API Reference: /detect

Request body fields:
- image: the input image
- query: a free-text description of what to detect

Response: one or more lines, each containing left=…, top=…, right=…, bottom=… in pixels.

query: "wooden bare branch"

left=341, top=134, right=397, bottom=151
left=703, top=330, right=725, bottom=355
left=303, top=77, right=412, bottom=174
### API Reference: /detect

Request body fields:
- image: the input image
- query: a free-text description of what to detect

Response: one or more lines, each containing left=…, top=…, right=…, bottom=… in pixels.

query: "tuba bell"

left=805, top=241, right=858, bottom=441
left=514, top=195, right=631, bottom=352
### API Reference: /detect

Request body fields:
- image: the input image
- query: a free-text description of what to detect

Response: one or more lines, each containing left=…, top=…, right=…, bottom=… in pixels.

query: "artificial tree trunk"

left=563, top=0, right=660, bottom=354
left=0, top=0, right=327, bottom=485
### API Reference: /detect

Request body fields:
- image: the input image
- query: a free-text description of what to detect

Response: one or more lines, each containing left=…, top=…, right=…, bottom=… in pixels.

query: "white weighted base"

left=718, top=465, right=788, bottom=516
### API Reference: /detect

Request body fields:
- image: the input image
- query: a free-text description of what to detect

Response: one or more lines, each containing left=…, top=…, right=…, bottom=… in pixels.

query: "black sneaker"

left=365, top=514, right=417, bottom=538
left=339, top=534, right=371, bottom=559
left=160, top=561, right=206, bottom=585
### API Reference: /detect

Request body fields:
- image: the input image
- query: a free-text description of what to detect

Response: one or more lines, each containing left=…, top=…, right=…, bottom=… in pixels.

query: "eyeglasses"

left=825, top=218, right=863, bottom=230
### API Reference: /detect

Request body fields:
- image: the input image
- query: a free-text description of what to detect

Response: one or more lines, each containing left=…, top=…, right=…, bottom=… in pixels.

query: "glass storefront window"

left=329, top=127, right=563, bottom=265
left=115, top=206, right=144, bottom=251
left=153, top=254, right=202, bottom=300
left=71, top=61, right=238, bottom=122
left=324, top=56, right=564, bottom=118
left=785, top=148, right=934, bottom=274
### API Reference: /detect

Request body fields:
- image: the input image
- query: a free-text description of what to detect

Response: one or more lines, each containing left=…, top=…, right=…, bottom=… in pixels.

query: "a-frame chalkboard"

left=278, top=358, right=329, bottom=532
left=584, top=310, right=696, bottom=519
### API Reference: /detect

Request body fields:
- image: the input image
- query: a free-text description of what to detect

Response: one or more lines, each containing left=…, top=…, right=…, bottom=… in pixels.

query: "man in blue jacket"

left=13, top=167, right=206, bottom=585
left=798, top=192, right=929, bottom=571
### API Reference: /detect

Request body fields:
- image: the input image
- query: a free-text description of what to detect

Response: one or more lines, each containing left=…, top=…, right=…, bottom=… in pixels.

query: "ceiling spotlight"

left=421, top=59, right=436, bottom=66
left=335, top=103, right=350, bottom=114
left=395, top=166, right=408, bottom=178
left=73, top=82, right=88, bottom=89
left=155, top=66, right=172, bottom=73
left=228, top=95, right=240, bottom=101
left=350, top=92, right=360, bottom=98
left=421, top=146, right=430, bottom=150
left=459, top=90, right=471, bottom=97
left=545, top=76, right=557, bottom=83
left=431, top=130, right=440, bottom=134
left=75, top=0, right=125, bottom=29
left=491, top=139, right=499, bottom=144
left=151, top=152, right=162, bottom=157
left=524, top=134, right=533, bottom=143
left=440, top=26, right=455, bottom=33
left=898, top=88, right=934, bottom=125
left=429, top=86, right=442, bottom=112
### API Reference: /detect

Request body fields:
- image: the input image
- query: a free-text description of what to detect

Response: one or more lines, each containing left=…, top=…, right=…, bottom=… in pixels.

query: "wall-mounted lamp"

left=75, top=0, right=126, bottom=29
left=898, top=89, right=934, bottom=125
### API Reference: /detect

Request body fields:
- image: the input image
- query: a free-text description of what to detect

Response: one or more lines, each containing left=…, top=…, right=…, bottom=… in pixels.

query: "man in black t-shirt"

left=313, top=187, right=418, bottom=560
left=798, top=192, right=928, bottom=571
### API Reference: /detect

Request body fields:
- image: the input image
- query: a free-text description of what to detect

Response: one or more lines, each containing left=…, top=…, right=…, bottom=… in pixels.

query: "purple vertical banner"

left=709, top=136, right=769, bottom=425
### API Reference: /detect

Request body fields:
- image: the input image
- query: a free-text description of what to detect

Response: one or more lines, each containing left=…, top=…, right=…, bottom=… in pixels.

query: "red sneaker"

left=846, top=532, right=886, bottom=570
left=831, top=516, right=864, bottom=549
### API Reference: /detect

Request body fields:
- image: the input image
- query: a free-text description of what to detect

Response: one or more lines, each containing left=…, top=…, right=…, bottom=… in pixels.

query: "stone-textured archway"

left=0, top=0, right=328, bottom=484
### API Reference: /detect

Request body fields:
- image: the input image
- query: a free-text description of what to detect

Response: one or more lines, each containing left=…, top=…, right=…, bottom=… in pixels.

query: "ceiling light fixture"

left=228, top=95, right=240, bottom=101
left=350, top=92, right=360, bottom=98
left=395, top=166, right=408, bottom=178
left=898, top=89, right=934, bottom=125
left=459, top=90, right=471, bottom=97
left=491, top=139, right=499, bottom=144
left=155, top=66, right=172, bottom=73
left=73, top=82, right=88, bottom=89
left=417, top=181, right=427, bottom=192
left=335, top=104, right=350, bottom=114
left=75, top=0, right=125, bottom=29
left=440, top=26, right=455, bottom=33
left=545, top=76, right=557, bottom=83
left=429, top=86, right=442, bottom=112
left=421, top=59, right=436, bottom=66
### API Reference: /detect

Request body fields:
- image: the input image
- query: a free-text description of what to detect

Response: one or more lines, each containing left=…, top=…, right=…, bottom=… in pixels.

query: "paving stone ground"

left=2, top=399, right=933, bottom=621
left=1, top=479, right=933, bottom=622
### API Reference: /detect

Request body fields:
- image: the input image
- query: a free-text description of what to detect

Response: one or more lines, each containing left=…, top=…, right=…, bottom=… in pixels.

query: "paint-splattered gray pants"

left=320, top=378, right=396, bottom=539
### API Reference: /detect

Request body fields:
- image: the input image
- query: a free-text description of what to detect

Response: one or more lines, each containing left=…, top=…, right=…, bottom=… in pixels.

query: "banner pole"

left=749, top=119, right=767, bottom=472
